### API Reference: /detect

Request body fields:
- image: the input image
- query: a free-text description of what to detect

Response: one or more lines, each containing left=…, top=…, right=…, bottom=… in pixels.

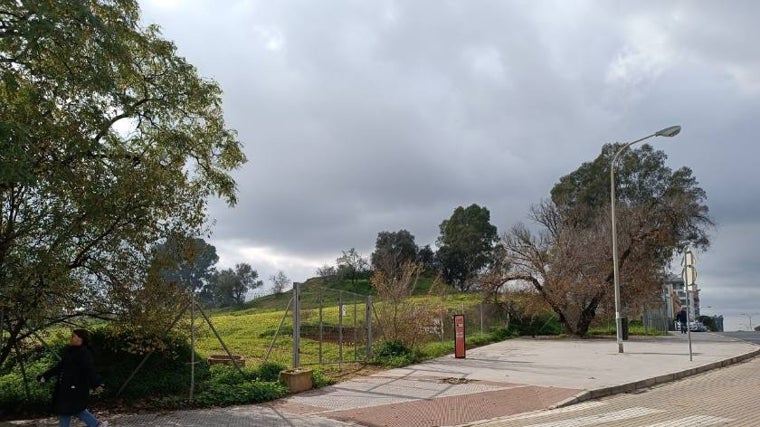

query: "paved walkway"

left=6, top=332, right=758, bottom=427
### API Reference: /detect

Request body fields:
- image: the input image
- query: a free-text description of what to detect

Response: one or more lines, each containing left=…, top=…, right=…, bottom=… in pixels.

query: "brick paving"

left=473, top=356, right=760, bottom=427
left=320, top=385, right=580, bottom=427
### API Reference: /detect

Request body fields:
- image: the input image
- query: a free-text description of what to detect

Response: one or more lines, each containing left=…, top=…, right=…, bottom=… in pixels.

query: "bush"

left=0, top=327, right=207, bottom=418
left=256, top=362, right=287, bottom=382
left=194, top=380, right=288, bottom=406
left=192, top=362, right=288, bottom=406
left=311, top=369, right=335, bottom=388
left=0, top=361, right=52, bottom=417
left=419, top=341, right=453, bottom=359
left=92, top=328, right=210, bottom=399
left=511, top=313, right=561, bottom=336
left=488, top=326, right=514, bottom=341
left=371, top=340, right=418, bottom=368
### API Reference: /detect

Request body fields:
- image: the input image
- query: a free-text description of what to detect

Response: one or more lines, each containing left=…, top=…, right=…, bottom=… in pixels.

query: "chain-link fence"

left=263, top=283, right=373, bottom=369
left=398, top=302, right=511, bottom=344
left=642, top=303, right=672, bottom=334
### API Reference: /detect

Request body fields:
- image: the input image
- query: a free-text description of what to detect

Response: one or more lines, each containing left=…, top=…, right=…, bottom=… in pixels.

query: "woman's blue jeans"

left=59, top=409, right=100, bottom=427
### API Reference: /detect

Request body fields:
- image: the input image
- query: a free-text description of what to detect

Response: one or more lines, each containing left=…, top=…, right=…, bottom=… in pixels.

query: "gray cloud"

left=140, top=0, right=760, bottom=329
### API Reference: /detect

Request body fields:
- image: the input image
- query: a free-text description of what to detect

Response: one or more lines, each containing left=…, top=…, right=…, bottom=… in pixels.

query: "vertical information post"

left=454, top=314, right=466, bottom=359
left=682, top=249, right=697, bottom=362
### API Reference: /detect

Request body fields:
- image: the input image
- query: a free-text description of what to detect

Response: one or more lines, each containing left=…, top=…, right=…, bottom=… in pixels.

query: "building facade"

left=663, top=274, right=700, bottom=319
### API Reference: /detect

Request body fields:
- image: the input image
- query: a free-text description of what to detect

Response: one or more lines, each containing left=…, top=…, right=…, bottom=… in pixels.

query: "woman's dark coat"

left=40, top=345, right=102, bottom=415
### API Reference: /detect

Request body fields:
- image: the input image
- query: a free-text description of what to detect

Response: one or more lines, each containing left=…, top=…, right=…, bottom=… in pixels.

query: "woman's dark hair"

left=72, top=329, right=91, bottom=347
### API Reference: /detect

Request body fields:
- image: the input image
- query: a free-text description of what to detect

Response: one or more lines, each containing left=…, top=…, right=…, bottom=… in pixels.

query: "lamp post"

left=610, top=125, right=681, bottom=353
left=740, top=312, right=759, bottom=331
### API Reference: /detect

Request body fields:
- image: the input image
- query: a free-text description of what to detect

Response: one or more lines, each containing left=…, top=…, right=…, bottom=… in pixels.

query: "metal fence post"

left=365, top=296, right=373, bottom=359
left=293, top=282, right=300, bottom=369
left=338, top=291, right=343, bottom=368
left=353, top=296, right=358, bottom=361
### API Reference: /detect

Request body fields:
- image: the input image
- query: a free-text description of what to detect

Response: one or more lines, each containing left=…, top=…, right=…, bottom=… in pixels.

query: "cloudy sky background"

left=139, top=0, right=760, bottom=331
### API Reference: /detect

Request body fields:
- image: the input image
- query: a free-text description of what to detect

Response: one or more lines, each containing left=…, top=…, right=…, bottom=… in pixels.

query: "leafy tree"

left=370, top=230, right=418, bottom=279
left=269, top=271, right=291, bottom=294
left=210, top=263, right=263, bottom=307
left=336, top=248, right=369, bottom=285
left=0, top=1, right=245, bottom=367
left=154, top=235, right=219, bottom=293
left=499, top=144, right=712, bottom=336
left=436, top=204, right=498, bottom=291
left=416, top=244, right=436, bottom=274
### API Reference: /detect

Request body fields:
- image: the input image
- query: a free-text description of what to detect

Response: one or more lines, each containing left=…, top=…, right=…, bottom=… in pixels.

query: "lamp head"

left=655, top=125, right=681, bottom=137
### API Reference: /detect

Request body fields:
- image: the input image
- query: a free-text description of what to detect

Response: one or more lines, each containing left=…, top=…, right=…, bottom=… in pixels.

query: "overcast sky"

left=138, top=0, right=760, bottom=331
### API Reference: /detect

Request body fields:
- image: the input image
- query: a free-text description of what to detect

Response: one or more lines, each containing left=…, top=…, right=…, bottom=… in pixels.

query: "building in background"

left=663, top=274, right=700, bottom=318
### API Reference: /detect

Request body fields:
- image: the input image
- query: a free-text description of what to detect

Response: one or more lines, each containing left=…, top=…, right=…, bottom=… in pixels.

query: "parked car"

left=689, top=321, right=707, bottom=332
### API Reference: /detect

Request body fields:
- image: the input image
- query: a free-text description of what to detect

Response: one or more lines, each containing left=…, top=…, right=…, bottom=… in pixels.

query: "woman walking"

left=38, top=329, right=108, bottom=427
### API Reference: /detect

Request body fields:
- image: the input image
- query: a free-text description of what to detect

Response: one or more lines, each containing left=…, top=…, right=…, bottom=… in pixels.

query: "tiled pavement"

left=474, top=354, right=760, bottom=426
left=5, top=333, right=759, bottom=427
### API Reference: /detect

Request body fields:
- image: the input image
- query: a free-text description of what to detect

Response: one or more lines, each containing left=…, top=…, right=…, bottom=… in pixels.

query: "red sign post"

left=454, top=314, right=466, bottom=359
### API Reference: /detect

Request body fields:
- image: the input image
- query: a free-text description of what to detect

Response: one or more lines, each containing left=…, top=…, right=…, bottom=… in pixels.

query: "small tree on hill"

left=210, top=263, right=264, bottom=307
left=336, top=248, right=369, bottom=285
left=436, top=204, right=498, bottom=291
left=270, top=271, right=291, bottom=294
left=371, top=230, right=418, bottom=279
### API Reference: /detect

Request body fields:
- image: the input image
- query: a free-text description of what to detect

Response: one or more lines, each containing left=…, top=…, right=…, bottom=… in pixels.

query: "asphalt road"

left=718, top=330, right=760, bottom=345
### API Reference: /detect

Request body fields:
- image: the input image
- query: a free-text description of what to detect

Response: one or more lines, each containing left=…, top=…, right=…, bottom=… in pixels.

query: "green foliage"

left=92, top=328, right=211, bottom=399
left=154, top=235, right=219, bottom=295
left=419, top=341, right=454, bottom=359
left=371, top=230, right=419, bottom=274
left=210, top=263, right=264, bottom=308
left=0, top=0, right=246, bottom=368
left=0, top=357, right=54, bottom=416
left=488, top=326, right=515, bottom=341
left=336, top=248, right=371, bottom=285
left=371, top=340, right=419, bottom=367
left=510, top=313, right=562, bottom=336
left=551, top=142, right=712, bottom=254
left=0, top=327, right=209, bottom=417
left=194, top=380, right=288, bottom=406
left=172, top=361, right=302, bottom=407
left=502, top=141, right=712, bottom=337
left=436, top=204, right=499, bottom=291
left=256, top=362, right=287, bottom=382
left=311, top=369, right=336, bottom=388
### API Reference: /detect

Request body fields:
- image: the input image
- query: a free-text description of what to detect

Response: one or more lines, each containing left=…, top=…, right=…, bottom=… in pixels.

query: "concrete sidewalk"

left=6, top=332, right=759, bottom=427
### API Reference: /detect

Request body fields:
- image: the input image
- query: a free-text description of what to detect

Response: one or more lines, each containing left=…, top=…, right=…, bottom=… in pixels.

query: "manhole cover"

left=440, top=377, right=475, bottom=384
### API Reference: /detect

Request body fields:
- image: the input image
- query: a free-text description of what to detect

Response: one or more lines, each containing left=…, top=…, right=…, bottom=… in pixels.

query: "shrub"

left=0, top=361, right=52, bottom=417
left=92, top=328, right=210, bottom=399
left=371, top=340, right=418, bottom=367
left=256, top=362, right=287, bottom=382
left=194, top=380, right=288, bottom=406
left=311, top=369, right=335, bottom=388
left=488, top=326, right=514, bottom=341
left=511, top=312, right=561, bottom=336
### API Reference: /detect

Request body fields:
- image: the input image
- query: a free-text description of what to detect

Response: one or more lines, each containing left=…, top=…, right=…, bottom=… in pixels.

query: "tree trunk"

left=0, top=319, right=23, bottom=369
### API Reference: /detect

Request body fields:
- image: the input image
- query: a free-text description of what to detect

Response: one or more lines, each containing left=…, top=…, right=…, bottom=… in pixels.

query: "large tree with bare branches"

left=0, top=1, right=245, bottom=366
left=499, top=143, right=712, bottom=336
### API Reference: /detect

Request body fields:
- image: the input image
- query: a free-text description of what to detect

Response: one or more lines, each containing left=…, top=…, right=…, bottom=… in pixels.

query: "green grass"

left=587, top=319, right=668, bottom=337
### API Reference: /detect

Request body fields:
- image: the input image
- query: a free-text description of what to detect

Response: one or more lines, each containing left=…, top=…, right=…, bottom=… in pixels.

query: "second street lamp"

left=610, top=125, right=681, bottom=354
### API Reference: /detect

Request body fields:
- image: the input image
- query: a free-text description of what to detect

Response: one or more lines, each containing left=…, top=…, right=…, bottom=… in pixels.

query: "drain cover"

left=440, top=377, right=475, bottom=384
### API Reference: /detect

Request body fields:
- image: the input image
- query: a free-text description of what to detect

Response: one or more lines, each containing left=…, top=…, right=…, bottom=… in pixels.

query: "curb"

left=549, top=347, right=760, bottom=409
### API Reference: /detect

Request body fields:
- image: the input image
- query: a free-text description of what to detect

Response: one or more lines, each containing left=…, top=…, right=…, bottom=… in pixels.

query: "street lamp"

left=610, top=125, right=681, bottom=353
left=740, top=312, right=759, bottom=331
